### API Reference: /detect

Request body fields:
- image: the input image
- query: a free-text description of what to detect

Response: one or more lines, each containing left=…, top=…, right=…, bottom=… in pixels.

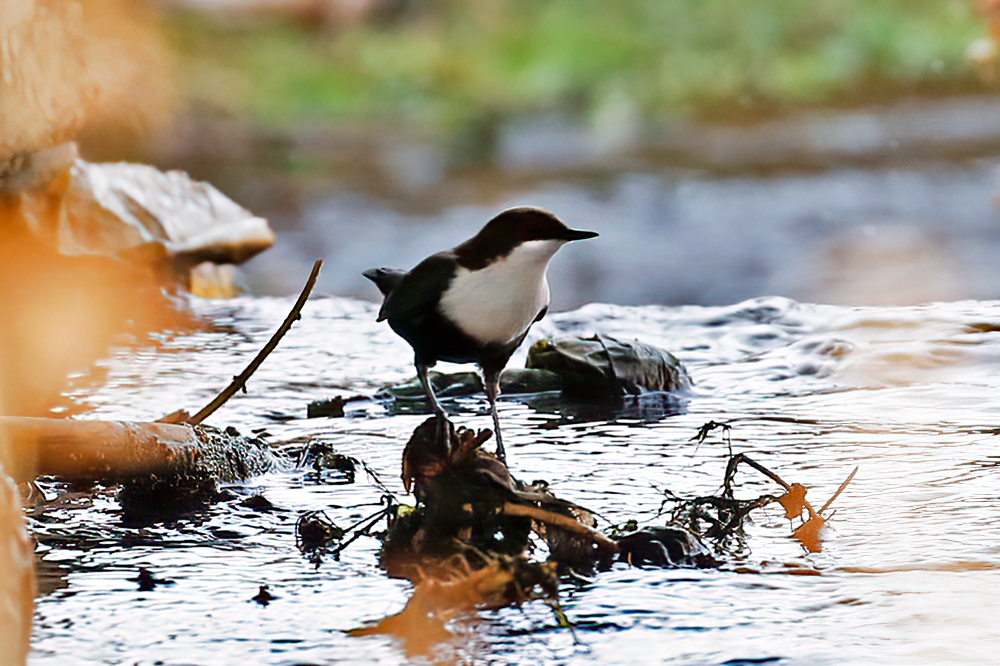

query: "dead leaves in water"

left=777, top=483, right=808, bottom=520
left=774, top=466, right=857, bottom=553
left=347, top=418, right=858, bottom=657
left=713, top=442, right=858, bottom=554
left=348, top=555, right=558, bottom=659
left=792, top=516, right=827, bottom=553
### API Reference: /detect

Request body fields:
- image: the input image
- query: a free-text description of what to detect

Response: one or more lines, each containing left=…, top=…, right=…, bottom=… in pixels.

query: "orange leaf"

left=777, top=483, right=808, bottom=520
left=348, top=558, right=554, bottom=658
left=793, top=515, right=826, bottom=553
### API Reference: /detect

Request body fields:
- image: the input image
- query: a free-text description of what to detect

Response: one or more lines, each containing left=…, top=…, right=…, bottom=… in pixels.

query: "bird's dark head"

left=456, top=207, right=598, bottom=269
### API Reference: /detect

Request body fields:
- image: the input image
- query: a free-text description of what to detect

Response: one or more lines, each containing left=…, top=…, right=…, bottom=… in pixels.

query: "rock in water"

left=25, top=158, right=275, bottom=268
left=527, top=334, right=690, bottom=398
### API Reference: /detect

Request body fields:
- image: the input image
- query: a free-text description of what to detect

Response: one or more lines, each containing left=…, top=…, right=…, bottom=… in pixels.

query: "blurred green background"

left=146, top=0, right=1000, bottom=308
left=167, top=0, right=987, bottom=132
left=10, top=0, right=992, bottom=306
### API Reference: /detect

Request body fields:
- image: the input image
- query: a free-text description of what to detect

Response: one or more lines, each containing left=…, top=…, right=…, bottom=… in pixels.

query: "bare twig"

left=819, top=466, right=859, bottom=515
left=724, top=452, right=792, bottom=494
left=185, top=260, right=323, bottom=425
left=722, top=453, right=792, bottom=496
left=332, top=505, right=393, bottom=556
left=501, top=502, right=619, bottom=553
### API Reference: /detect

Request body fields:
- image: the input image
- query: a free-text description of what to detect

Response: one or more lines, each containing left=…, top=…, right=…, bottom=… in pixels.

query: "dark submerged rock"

left=615, top=526, right=717, bottom=568
left=114, top=424, right=275, bottom=520
left=129, top=567, right=174, bottom=592
left=385, top=368, right=564, bottom=401
left=306, top=396, right=345, bottom=418
left=381, top=335, right=687, bottom=413
left=527, top=334, right=690, bottom=398
left=240, top=495, right=279, bottom=512
left=251, top=585, right=277, bottom=606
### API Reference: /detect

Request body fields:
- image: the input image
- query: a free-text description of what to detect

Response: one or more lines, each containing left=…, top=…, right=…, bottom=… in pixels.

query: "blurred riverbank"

left=153, top=94, right=1000, bottom=309
left=16, top=0, right=999, bottom=309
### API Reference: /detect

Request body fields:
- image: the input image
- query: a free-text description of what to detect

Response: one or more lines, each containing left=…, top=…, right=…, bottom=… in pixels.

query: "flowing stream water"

left=25, top=291, right=1000, bottom=665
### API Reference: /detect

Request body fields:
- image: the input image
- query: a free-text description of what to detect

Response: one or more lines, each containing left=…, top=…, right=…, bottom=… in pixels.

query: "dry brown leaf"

left=349, top=558, right=555, bottom=658
left=777, top=483, right=808, bottom=520
left=348, top=564, right=509, bottom=657
left=793, top=515, right=827, bottom=553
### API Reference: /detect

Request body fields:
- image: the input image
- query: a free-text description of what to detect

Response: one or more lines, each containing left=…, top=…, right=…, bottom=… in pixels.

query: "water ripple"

left=31, top=295, right=1000, bottom=665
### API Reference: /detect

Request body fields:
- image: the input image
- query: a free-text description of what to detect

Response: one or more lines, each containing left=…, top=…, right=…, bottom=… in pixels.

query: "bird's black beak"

left=563, top=228, right=599, bottom=241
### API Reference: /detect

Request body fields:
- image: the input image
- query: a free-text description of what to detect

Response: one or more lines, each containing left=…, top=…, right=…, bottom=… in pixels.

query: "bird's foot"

left=432, top=411, right=452, bottom=454
left=493, top=437, right=506, bottom=465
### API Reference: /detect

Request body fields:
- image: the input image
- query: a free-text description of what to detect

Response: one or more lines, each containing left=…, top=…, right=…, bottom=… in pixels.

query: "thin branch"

left=725, top=452, right=792, bottom=492
left=819, top=466, right=859, bottom=515
left=332, top=506, right=392, bottom=556
left=501, top=502, right=619, bottom=553
left=186, top=260, right=323, bottom=425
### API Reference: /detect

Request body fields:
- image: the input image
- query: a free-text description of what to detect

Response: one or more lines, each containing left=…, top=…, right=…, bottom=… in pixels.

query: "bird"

left=364, top=207, right=597, bottom=462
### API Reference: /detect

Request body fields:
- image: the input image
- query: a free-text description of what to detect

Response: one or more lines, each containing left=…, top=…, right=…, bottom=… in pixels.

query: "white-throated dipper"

left=364, top=207, right=597, bottom=462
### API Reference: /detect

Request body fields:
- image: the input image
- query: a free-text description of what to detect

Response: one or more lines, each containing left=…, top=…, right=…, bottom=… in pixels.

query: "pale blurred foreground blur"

left=0, top=5, right=268, bottom=662
left=0, top=331, right=31, bottom=666
left=1, top=152, right=274, bottom=415
left=0, top=453, right=33, bottom=666
left=2, top=0, right=165, bottom=414
left=1, top=1, right=274, bottom=417
left=1, top=3, right=173, bottom=663
left=0, top=0, right=175, bottom=162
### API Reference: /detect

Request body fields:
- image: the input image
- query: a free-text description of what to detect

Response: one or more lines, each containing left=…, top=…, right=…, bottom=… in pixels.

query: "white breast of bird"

left=439, top=239, right=562, bottom=345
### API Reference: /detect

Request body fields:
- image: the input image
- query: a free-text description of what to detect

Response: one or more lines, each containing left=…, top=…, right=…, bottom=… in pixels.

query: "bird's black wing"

left=533, top=305, right=548, bottom=323
left=376, top=252, right=458, bottom=323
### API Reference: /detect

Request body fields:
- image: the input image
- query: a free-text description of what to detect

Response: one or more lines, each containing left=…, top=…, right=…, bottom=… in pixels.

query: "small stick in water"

left=179, top=260, right=323, bottom=425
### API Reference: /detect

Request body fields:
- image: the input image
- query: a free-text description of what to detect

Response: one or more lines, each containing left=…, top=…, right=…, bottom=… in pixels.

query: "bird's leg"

left=484, top=369, right=505, bottom=463
left=416, top=361, right=446, bottom=416
left=417, top=360, right=450, bottom=453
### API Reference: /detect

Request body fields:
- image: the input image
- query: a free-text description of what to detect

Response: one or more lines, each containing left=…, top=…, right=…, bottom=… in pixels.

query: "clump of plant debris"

left=660, top=421, right=858, bottom=556
left=380, top=415, right=618, bottom=579
left=316, top=417, right=858, bottom=656
left=296, top=418, right=857, bottom=577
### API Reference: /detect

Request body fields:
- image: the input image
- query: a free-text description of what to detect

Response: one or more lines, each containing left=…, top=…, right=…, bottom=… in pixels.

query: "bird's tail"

left=362, top=267, right=405, bottom=297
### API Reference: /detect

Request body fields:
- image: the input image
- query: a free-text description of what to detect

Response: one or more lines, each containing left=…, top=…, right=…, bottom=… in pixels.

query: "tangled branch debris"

left=164, top=259, right=323, bottom=424
left=380, top=415, right=621, bottom=579
left=344, top=417, right=744, bottom=651
left=296, top=505, right=399, bottom=571
left=665, top=424, right=859, bottom=555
